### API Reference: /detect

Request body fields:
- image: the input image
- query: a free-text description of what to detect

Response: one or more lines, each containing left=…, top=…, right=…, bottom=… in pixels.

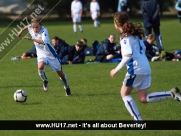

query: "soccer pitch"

left=0, top=18, right=181, bottom=135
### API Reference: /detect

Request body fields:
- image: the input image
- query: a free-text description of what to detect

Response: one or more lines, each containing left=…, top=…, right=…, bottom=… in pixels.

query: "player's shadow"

left=0, top=85, right=40, bottom=88
left=22, top=102, right=42, bottom=105
left=73, top=91, right=137, bottom=97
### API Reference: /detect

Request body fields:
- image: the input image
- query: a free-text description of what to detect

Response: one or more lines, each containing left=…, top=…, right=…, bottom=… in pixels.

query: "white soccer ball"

left=14, top=89, right=28, bottom=102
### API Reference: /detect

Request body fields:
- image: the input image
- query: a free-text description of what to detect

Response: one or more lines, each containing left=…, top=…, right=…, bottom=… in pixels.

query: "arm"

left=110, top=38, right=132, bottom=78
left=79, top=10, right=82, bottom=17
left=110, top=55, right=131, bottom=78
left=97, top=2, right=100, bottom=16
left=79, top=2, right=83, bottom=17
left=71, top=10, right=73, bottom=18
left=98, top=11, right=100, bottom=16
left=18, top=25, right=44, bottom=45
left=22, top=36, right=44, bottom=45
left=72, top=53, right=85, bottom=64
left=175, top=2, right=181, bottom=11
left=71, top=2, right=73, bottom=17
left=18, top=24, right=44, bottom=44
left=90, top=3, right=92, bottom=14
left=23, top=27, right=49, bottom=45
left=17, top=25, right=28, bottom=37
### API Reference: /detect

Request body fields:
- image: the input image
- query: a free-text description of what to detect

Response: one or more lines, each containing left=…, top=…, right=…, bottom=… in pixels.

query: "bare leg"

left=121, top=85, right=142, bottom=120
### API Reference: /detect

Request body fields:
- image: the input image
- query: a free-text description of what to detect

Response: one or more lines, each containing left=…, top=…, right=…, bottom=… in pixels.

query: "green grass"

left=0, top=18, right=181, bottom=135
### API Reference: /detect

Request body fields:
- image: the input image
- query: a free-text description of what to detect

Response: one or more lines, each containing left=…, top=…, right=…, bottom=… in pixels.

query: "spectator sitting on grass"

left=94, top=34, right=122, bottom=62
left=64, top=40, right=85, bottom=64
left=142, top=34, right=159, bottom=60
left=141, top=34, right=180, bottom=62
left=51, top=36, right=70, bottom=64
left=11, top=45, right=37, bottom=60
left=81, top=38, right=94, bottom=56
left=152, top=50, right=181, bottom=61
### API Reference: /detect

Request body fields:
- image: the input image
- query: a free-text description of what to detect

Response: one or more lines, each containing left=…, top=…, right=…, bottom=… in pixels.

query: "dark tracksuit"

left=94, top=39, right=121, bottom=62
left=141, top=0, right=164, bottom=51
left=65, top=46, right=85, bottom=64
left=26, top=45, right=37, bottom=57
left=54, top=39, right=70, bottom=64
left=143, top=40, right=156, bottom=60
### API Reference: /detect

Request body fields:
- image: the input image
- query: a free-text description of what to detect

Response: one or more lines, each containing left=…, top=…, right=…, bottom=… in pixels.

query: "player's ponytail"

left=114, top=12, right=144, bottom=39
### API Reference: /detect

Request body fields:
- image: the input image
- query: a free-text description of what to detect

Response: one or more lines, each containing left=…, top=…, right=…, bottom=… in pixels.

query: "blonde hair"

left=108, top=34, right=115, bottom=38
left=31, top=18, right=42, bottom=25
left=147, top=34, right=155, bottom=41
left=81, top=38, right=87, bottom=45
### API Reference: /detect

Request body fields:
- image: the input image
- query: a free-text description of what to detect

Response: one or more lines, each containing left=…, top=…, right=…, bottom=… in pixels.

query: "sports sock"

left=78, top=25, right=83, bottom=31
left=94, top=21, right=97, bottom=27
left=147, top=91, right=173, bottom=102
left=122, top=95, right=142, bottom=120
left=59, top=74, right=69, bottom=88
left=155, top=34, right=164, bottom=51
left=73, top=24, right=77, bottom=33
left=38, top=70, right=48, bottom=82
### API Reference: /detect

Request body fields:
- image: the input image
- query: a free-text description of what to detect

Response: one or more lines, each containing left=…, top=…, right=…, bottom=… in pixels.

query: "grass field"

left=0, top=17, right=181, bottom=135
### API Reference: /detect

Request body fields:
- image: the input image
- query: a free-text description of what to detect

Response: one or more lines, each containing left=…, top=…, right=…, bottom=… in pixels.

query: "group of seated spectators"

left=93, top=34, right=122, bottom=62
left=14, top=37, right=87, bottom=64
left=51, top=36, right=86, bottom=64
left=13, top=33, right=181, bottom=64
left=142, top=34, right=181, bottom=62
left=15, top=34, right=123, bottom=64
left=51, top=34, right=122, bottom=64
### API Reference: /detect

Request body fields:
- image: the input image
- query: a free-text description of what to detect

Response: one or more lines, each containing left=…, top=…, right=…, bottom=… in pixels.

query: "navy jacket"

left=94, top=39, right=116, bottom=62
left=66, top=46, right=85, bottom=64
left=141, top=0, right=160, bottom=27
left=143, top=39, right=155, bottom=59
left=54, top=39, right=70, bottom=60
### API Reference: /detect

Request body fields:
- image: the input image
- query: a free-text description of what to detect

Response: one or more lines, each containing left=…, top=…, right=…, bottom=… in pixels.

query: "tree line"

left=25, top=0, right=176, bottom=19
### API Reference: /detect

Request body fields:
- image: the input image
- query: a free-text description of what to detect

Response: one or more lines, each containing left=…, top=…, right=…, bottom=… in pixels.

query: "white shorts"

left=91, top=11, right=98, bottom=20
left=38, top=57, right=62, bottom=72
left=123, top=74, right=151, bottom=91
left=72, top=13, right=81, bottom=22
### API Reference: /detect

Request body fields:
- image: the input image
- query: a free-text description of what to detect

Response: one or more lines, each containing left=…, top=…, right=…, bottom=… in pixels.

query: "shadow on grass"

left=71, top=91, right=137, bottom=97
left=0, top=85, right=40, bottom=88
left=20, top=102, right=42, bottom=105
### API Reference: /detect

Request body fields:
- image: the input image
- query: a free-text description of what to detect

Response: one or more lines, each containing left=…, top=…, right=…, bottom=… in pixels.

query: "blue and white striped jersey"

left=28, top=25, right=58, bottom=59
left=120, top=36, right=151, bottom=75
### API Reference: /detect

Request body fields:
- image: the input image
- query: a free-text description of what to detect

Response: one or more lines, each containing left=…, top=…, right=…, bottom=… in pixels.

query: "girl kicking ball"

left=17, top=18, right=71, bottom=96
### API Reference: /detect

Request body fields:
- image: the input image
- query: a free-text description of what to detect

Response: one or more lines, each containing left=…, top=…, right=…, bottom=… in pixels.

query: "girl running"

left=17, top=18, right=71, bottom=96
left=110, top=12, right=181, bottom=120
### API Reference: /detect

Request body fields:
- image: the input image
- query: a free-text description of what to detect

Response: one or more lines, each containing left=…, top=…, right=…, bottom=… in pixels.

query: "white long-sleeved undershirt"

left=115, top=55, right=131, bottom=72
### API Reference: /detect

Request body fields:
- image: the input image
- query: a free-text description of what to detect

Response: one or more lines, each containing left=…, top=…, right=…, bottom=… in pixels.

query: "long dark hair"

left=114, top=12, right=144, bottom=39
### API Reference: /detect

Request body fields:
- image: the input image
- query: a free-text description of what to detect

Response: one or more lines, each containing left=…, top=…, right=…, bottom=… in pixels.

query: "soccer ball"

left=14, top=89, right=28, bottom=102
